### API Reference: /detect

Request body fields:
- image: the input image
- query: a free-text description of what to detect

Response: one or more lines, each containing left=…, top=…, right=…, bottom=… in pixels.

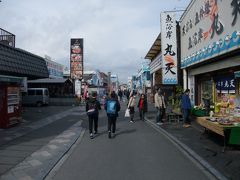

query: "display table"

left=167, top=110, right=183, bottom=123
left=196, top=117, right=240, bottom=151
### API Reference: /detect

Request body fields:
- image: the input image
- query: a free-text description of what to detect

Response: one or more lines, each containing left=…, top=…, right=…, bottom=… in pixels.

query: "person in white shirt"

left=128, top=92, right=136, bottom=123
left=154, top=88, right=166, bottom=125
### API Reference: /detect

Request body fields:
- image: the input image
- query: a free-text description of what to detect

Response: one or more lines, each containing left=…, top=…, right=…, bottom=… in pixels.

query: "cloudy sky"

left=0, top=0, right=190, bottom=82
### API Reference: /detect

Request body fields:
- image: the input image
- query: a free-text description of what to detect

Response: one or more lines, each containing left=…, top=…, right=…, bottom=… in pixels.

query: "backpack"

left=107, top=100, right=117, bottom=114
left=87, top=101, right=97, bottom=116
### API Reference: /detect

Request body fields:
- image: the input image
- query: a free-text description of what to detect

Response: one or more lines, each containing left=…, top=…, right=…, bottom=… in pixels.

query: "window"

left=36, top=90, right=43, bottom=95
left=44, top=90, right=49, bottom=95
left=28, top=90, right=35, bottom=95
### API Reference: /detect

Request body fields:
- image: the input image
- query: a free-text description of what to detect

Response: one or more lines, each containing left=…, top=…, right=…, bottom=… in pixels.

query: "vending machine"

left=0, top=85, right=22, bottom=128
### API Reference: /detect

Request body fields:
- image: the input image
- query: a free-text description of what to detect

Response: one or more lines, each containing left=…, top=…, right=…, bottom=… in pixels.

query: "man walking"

left=181, top=89, right=192, bottom=128
left=154, top=88, right=166, bottom=125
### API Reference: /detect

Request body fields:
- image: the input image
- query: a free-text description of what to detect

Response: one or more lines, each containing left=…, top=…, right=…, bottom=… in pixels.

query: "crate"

left=192, top=109, right=206, bottom=117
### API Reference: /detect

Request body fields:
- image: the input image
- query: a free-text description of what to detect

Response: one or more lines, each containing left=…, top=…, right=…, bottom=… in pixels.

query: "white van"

left=22, top=88, right=49, bottom=106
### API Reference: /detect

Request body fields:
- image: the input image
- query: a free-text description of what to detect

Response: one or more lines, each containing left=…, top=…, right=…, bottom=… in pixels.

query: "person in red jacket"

left=137, top=94, right=148, bottom=121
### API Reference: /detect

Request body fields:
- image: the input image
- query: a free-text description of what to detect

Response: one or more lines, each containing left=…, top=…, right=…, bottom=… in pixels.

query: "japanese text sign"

left=161, top=12, right=178, bottom=84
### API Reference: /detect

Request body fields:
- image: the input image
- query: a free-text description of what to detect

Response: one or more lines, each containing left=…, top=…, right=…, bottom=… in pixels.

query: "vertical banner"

left=161, top=12, right=178, bottom=84
left=70, top=38, right=83, bottom=80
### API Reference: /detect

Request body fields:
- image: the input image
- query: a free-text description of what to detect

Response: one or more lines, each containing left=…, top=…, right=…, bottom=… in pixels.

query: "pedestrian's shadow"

left=115, top=129, right=136, bottom=137
left=93, top=131, right=107, bottom=138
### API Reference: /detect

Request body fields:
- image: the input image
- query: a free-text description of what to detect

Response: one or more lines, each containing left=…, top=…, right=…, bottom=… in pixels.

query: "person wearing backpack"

left=86, top=92, right=101, bottom=139
left=105, top=91, right=120, bottom=139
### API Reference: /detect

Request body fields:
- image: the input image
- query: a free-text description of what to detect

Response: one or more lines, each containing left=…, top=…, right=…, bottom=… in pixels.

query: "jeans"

left=88, top=114, right=98, bottom=133
left=156, top=108, right=163, bottom=123
left=139, top=109, right=145, bottom=120
left=183, top=109, right=191, bottom=124
left=108, top=116, right=117, bottom=133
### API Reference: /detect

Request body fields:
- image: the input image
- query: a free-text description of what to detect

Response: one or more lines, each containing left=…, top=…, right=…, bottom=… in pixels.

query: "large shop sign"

left=70, top=38, right=84, bottom=80
left=180, top=0, right=240, bottom=68
left=161, top=12, right=178, bottom=85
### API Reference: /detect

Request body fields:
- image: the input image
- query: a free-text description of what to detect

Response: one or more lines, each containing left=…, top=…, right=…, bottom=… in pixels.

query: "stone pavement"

left=1, top=121, right=84, bottom=180
left=0, top=106, right=85, bottom=179
left=145, top=102, right=240, bottom=180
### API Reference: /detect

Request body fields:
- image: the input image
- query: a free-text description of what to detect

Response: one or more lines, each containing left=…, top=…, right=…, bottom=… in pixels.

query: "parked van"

left=22, top=88, right=49, bottom=106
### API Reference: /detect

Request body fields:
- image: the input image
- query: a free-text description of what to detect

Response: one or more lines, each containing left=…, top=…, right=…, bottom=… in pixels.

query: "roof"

left=28, top=78, right=72, bottom=84
left=144, top=33, right=161, bottom=60
left=0, top=43, right=49, bottom=79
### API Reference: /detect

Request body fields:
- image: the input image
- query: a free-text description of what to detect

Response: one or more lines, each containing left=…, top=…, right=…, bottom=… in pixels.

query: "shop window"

left=215, top=77, right=236, bottom=115
left=201, top=80, right=213, bottom=115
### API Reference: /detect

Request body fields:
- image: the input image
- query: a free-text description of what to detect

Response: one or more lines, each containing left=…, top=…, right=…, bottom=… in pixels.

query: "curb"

left=144, top=116, right=228, bottom=180
left=0, top=120, right=84, bottom=180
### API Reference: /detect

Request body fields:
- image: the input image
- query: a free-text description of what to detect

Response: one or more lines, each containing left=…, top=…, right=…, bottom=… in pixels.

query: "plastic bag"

left=125, top=109, right=130, bottom=117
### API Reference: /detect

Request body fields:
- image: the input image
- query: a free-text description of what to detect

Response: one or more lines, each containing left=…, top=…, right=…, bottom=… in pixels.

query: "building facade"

left=180, top=0, right=240, bottom=113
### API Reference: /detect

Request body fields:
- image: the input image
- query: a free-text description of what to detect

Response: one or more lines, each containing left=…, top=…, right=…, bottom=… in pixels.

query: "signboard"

left=45, top=57, right=64, bottom=79
left=215, top=77, right=235, bottom=93
left=161, top=12, right=178, bottom=84
left=70, top=38, right=83, bottom=80
left=74, top=79, right=81, bottom=96
left=20, top=77, right=27, bottom=92
left=180, top=0, right=240, bottom=68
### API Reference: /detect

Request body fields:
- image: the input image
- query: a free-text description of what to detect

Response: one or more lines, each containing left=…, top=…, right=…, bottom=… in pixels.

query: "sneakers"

left=90, top=133, right=93, bottom=139
left=130, top=120, right=134, bottom=123
left=183, top=124, right=191, bottom=128
left=108, top=131, right=111, bottom=139
left=156, top=122, right=163, bottom=126
left=112, top=132, right=115, bottom=138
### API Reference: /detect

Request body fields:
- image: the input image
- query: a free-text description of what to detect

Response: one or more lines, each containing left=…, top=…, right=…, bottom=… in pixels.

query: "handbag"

left=125, top=109, right=130, bottom=117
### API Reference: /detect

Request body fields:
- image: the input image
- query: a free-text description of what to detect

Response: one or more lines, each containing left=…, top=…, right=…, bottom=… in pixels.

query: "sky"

left=0, top=0, right=191, bottom=82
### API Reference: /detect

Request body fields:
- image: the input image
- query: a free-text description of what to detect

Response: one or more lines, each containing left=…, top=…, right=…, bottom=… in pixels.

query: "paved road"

left=49, top=102, right=214, bottom=180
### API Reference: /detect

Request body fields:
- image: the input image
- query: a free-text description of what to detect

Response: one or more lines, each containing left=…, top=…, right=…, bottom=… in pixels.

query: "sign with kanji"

left=161, top=12, right=178, bottom=84
left=70, top=38, right=83, bottom=80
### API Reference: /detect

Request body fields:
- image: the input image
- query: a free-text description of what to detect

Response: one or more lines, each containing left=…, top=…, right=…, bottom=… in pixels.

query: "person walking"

left=154, top=88, right=166, bottom=125
left=105, top=91, right=121, bottom=138
left=137, top=93, right=148, bottom=121
left=118, top=90, right=123, bottom=101
left=86, top=92, right=101, bottom=139
left=128, top=92, right=136, bottom=123
left=181, top=89, right=192, bottom=128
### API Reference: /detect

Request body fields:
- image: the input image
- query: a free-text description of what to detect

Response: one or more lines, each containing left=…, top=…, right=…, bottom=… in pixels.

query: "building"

left=110, top=74, right=119, bottom=92
left=180, top=0, right=240, bottom=112
left=0, top=33, right=48, bottom=127
left=44, top=55, right=64, bottom=79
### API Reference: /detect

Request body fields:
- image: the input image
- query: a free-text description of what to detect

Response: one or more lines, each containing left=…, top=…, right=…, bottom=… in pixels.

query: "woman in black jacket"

left=86, top=92, right=101, bottom=139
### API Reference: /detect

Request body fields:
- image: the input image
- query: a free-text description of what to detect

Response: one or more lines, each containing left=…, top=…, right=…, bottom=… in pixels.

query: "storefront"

left=180, top=0, right=240, bottom=116
left=180, top=0, right=240, bottom=147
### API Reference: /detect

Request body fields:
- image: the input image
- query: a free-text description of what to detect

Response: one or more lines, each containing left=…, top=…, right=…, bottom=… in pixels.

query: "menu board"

left=70, top=38, right=83, bottom=80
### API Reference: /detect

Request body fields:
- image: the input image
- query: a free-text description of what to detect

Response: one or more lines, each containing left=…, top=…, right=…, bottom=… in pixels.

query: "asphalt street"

left=48, top=102, right=215, bottom=180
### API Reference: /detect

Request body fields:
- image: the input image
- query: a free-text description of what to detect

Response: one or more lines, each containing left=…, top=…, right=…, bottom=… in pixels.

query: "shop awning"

left=28, top=78, right=72, bottom=84
left=0, top=75, right=23, bottom=83
left=144, top=33, right=161, bottom=60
